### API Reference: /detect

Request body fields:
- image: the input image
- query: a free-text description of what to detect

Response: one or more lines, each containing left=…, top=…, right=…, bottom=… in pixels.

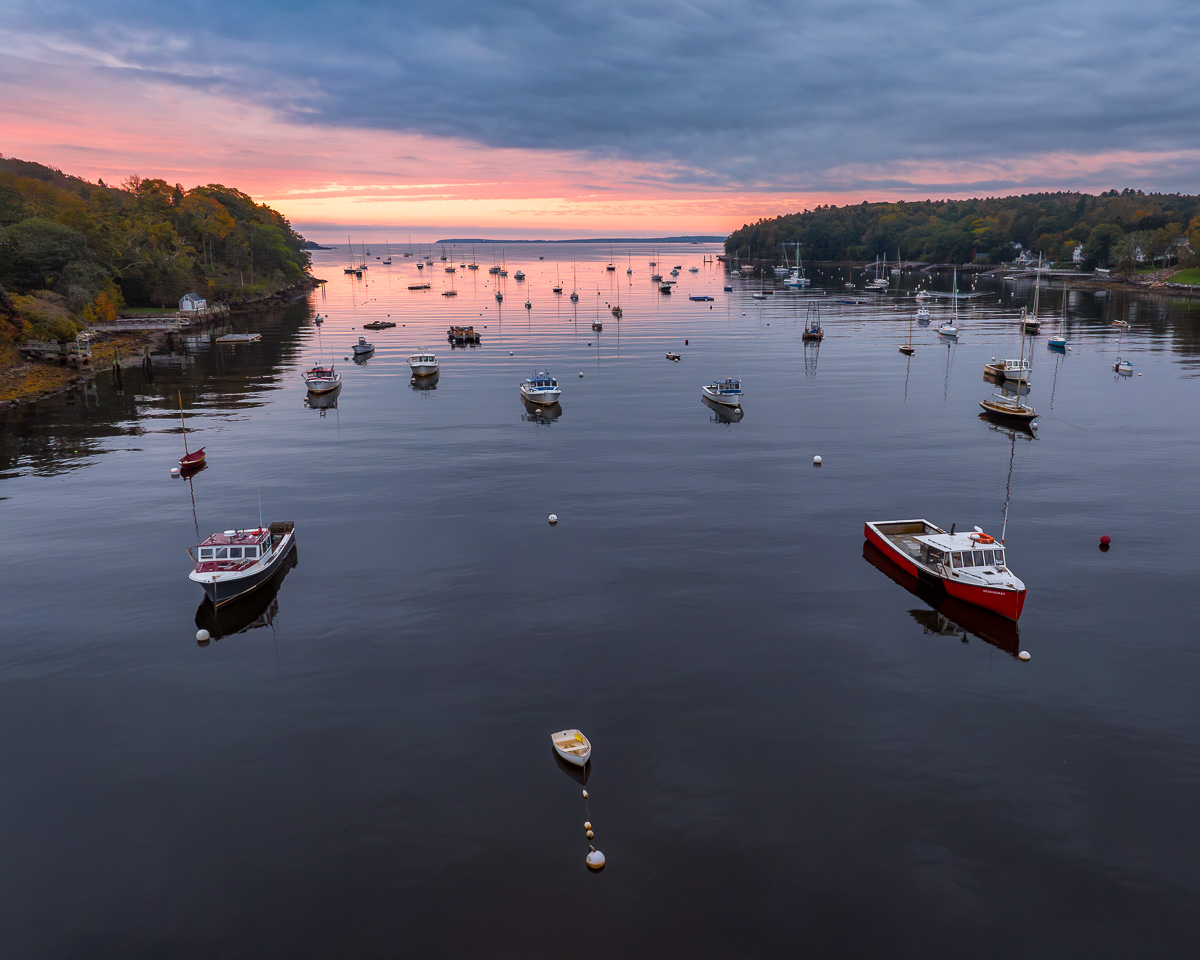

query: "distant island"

left=435, top=236, right=725, bottom=244
left=726, top=191, right=1200, bottom=273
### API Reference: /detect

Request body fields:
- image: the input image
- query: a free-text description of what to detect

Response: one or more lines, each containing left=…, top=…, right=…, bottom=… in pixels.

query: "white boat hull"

left=304, top=376, right=341, bottom=394
left=701, top=386, right=742, bottom=407
left=409, top=361, right=439, bottom=376
left=521, top=386, right=562, bottom=405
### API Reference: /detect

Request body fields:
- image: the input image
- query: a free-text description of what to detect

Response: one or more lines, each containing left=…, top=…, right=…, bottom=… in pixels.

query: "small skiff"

left=551, top=729, right=591, bottom=767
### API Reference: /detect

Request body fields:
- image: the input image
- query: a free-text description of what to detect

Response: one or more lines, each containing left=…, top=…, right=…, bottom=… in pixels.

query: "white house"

left=179, top=293, right=207, bottom=312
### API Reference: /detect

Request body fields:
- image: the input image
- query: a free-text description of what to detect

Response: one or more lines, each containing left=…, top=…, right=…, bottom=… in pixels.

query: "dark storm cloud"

left=10, top=0, right=1200, bottom=191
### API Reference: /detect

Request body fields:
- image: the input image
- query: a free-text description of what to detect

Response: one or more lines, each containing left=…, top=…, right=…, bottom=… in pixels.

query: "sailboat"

left=1021, top=256, right=1043, bottom=334
left=468, top=243, right=479, bottom=270
left=570, top=263, right=579, bottom=302
left=343, top=236, right=357, bottom=274
left=899, top=308, right=915, bottom=355
left=1048, top=284, right=1067, bottom=350
left=1113, top=324, right=1133, bottom=374
left=592, top=291, right=603, bottom=331
left=938, top=269, right=961, bottom=338
left=177, top=390, right=206, bottom=471
left=382, top=239, right=392, bottom=265
left=626, top=252, right=633, bottom=276
left=980, top=322, right=1036, bottom=425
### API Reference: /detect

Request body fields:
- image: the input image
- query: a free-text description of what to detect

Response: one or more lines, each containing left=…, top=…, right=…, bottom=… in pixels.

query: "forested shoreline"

left=0, top=156, right=311, bottom=346
left=725, top=191, right=1200, bottom=272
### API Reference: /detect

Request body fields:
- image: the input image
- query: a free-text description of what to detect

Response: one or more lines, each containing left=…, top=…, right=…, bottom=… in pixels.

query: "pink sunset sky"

left=3, top=0, right=1197, bottom=240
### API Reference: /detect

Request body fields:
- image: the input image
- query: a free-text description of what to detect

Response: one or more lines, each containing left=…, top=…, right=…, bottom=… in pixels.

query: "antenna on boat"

left=258, top=486, right=263, bottom=532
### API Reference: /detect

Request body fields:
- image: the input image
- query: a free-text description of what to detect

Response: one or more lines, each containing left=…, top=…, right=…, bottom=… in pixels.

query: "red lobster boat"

left=189, top=521, right=296, bottom=608
left=864, top=519, right=1026, bottom=620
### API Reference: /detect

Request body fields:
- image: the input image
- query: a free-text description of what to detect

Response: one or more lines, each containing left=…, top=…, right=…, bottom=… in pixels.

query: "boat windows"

left=972, top=550, right=986, bottom=566
left=951, top=551, right=963, bottom=567
left=244, top=546, right=259, bottom=559
left=228, top=547, right=242, bottom=559
left=214, top=547, right=228, bottom=559
left=199, top=547, right=214, bottom=560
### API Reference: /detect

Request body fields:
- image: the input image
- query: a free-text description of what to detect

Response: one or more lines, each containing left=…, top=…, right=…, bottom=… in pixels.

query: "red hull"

left=864, top=523, right=1026, bottom=621
left=179, top=448, right=206, bottom=469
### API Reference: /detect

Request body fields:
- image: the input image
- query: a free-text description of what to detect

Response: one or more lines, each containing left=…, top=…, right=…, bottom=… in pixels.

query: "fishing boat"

left=915, top=306, right=931, bottom=323
left=352, top=336, right=374, bottom=355
left=363, top=320, right=396, bottom=330
left=447, top=325, right=481, bottom=344
left=520, top=370, right=562, bottom=405
left=514, top=270, right=525, bottom=281
left=176, top=390, right=206, bottom=471
left=690, top=295, right=715, bottom=301
left=303, top=363, right=340, bottom=393
left=983, top=358, right=1031, bottom=382
left=801, top=305, right=824, bottom=341
left=651, top=272, right=663, bottom=282
left=660, top=283, right=673, bottom=294
left=864, top=519, right=1026, bottom=620
left=408, top=282, right=431, bottom=290
left=189, top=521, right=297, bottom=608
left=551, top=729, right=591, bottom=767
left=408, top=350, right=439, bottom=377
left=701, top=377, right=743, bottom=407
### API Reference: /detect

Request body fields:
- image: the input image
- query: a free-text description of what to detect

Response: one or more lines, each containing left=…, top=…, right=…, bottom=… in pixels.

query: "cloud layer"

left=3, top=0, right=1199, bottom=233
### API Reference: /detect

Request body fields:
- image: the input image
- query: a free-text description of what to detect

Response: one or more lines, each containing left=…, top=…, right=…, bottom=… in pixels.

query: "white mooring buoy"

left=583, top=821, right=591, bottom=830
left=170, top=467, right=180, bottom=476
left=586, top=847, right=606, bottom=870
left=548, top=514, right=558, bottom=525
left=1019, top=651, right=1031, bottom=661
left=196, top=629, right=210, bottom=642
left=579, top=371, right=583, bottom=377
left=582, top=790, right=588, bottom=799
left=813, top=455, right=823, bottom=466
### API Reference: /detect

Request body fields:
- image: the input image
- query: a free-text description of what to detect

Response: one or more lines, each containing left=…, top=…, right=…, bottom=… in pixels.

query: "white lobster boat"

left=408, top=350, right=439, bottom=377
left=352, top=336, right=374, bottom=355
left=551, top=729, right=591, bottom=767
left=702, top=377, right=743, bottom=407
left=983, top=357, right=1031, bottom=382
left=865, top=519, right=1026, bottom=620
left=520, top=371, right=562, bottom=405
left=302, top=363, right=341, bottom=394
left=189, top=521, right=296, bottom=608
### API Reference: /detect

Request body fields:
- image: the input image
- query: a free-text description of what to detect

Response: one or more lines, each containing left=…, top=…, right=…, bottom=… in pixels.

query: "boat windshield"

left=950, top=548, right=1005, bottom=568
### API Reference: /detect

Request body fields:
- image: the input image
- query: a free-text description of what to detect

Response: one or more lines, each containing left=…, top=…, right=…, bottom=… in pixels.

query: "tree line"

left=0, top=156, right=310, bottom=344
left=725, top=190, right=1200, bottom=272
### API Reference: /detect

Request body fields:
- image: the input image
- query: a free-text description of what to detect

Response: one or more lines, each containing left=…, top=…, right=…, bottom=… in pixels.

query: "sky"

left=2, top=0, right=1199, bottom=239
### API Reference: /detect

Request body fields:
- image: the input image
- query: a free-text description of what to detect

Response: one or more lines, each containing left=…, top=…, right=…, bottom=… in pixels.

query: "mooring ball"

left=170, top=467, right=180, bottom=476
left=813, top=455, right=823, bottom=465
left=196, top=629, right=210, bottom=642
left=1018, top=651, right=1031, bottom=661
left=548, top=514, right=558, bottom=525
left=586, top=848, right=606, bottom=870
left=582, top=790, right=588, bottom=799
left=1100, top=535, right=1111, bottom=545
left=586, top=830, right=594, bottom=839
left=583, top=821, right=591, bottom=830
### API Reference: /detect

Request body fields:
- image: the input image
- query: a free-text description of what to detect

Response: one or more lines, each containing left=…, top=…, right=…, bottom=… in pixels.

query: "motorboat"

left=701, top=377, right=743, bottom=407
left=915, top=306, right=931, bottom=322
left=189, top=521, right=297, bottom=608
left=407, top=282, right=431, bottom=290
left=690, top=295, right=714, bottom=301
left=983, top=358, right=1031, bottom=382
left=1114, top=357, right=1134, bottom=375
left=801, top=306, right=823, bottom=341
left=352, top=337, right=374, bottom=355
left=666, top=351, right=681, bottom=361
left=302, top=363, right=341, bottom=393
left=660, top=283, right=672, bottom=294
left=514, top=270, right=525, bottom=280
left=363, top=320, right=396, bottom=330
left=551, top=729, right=591, bottom=767
left=520, top=371, right=562, bottom=405
left=408, top=350, right=439, bottom=377
left=864, top=518, right=1026, bottom=620
left=194, top=544, right=297, bottom=640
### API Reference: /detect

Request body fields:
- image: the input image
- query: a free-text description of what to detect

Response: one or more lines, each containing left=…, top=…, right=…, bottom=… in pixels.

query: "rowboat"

left=551, top=729, right=591, bottom=767
left=864, top=519, right=1026, bottom=620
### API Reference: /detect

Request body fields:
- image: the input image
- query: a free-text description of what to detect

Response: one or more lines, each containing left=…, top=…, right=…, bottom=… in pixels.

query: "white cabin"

left=179, top=293, right=207, bottom=312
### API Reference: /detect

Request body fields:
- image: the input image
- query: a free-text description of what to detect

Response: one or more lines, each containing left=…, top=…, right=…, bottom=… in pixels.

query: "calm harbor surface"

left=2, top=242, right=1199, bottom=957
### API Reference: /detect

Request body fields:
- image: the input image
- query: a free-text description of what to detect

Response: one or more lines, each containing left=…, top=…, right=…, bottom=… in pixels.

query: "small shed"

left=179, top=293, right=207, bottom=312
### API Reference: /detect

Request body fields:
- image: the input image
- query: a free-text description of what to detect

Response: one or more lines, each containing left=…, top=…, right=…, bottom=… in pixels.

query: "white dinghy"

left=550, top=728, right=591, bottom=767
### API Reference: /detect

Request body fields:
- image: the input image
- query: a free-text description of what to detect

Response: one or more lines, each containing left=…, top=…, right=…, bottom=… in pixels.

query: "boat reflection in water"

left=552, top=747, right=591, bottom=785
left=304, top=382, right=341, bottom=414
left=862, top=541, right=1019, bottom=656
left=195, top=544, right=298, bottom=641
left=702, top=394, right=744, bottom=423
left=521, top=398, right=562, bottom=423
left=410, top=371, right=439, bottom=391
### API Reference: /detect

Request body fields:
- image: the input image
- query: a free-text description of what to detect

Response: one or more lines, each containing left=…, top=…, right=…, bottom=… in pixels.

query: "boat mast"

left=178, top=389, right=190, bottom=456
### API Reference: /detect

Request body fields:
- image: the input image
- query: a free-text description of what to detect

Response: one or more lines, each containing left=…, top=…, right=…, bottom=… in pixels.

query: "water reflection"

left=410, top=371, right=440, bottom=391
left=194, top=544, right=298, bottom=641
left=701, top=394, right=743, bottom=423
left=304, top=382, right=342, bottom=413
left=521, top=398, right=562, bottom=422
left=862, top=541, right=1019, bottom=656
left=552, top=748, right=591, bottom=785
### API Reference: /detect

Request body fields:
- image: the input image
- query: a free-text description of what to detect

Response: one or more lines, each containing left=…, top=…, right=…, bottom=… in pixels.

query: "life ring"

left=970, top=533, right=995, bottom=544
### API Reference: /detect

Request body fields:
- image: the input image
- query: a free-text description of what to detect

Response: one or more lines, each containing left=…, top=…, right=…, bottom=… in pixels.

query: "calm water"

left=3, top=242, right=1199, bottom=958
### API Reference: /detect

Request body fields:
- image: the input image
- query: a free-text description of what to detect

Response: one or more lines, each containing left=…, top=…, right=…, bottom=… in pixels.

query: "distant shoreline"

left=431, top=236, right=724, bottom=245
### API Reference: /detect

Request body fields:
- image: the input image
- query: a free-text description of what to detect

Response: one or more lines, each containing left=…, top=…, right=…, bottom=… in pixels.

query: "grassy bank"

left=1168, top=268, right=1200, bottom=285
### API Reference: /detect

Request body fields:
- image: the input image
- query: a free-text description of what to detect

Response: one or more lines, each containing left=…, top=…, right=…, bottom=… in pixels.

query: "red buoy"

left=1100, top=535, right=1111, bottom=545
left=685, top=339, right=689, bottom=345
